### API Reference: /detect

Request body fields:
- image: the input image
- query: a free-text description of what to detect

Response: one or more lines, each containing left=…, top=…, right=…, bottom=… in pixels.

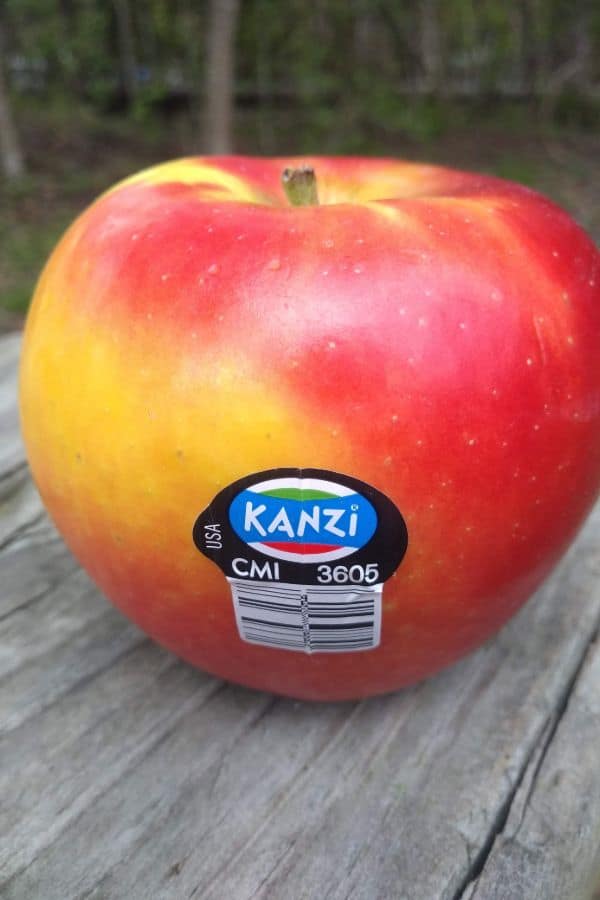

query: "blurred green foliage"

left=0, top=0, right=598, bottom=316
left=2, top=0, right=599, bottom=136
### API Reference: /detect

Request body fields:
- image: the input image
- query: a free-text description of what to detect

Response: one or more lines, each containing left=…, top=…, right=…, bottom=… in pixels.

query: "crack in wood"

left=0, top=460, right=28, bottom=497
left=0, top=557, right=78, bottom=624
left=242, top=841, right=297, bottom=900
left=453, top=613, right=600, bottom=900
left=0, top=510, right=46, bottom=554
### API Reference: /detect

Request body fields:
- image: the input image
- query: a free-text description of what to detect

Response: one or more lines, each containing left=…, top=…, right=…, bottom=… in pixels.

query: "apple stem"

left=282, top=166, right=319, bottom=206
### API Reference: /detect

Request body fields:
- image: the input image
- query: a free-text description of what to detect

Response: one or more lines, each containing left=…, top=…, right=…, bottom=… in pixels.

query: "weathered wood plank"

left=1, top=504, right=598, bottom=899
left=463, top=623, right=600, bottom=900
left=0, top=604, right=145, bottom=738
left=1, top=518, right=76, bottom=621
left=181, top=511, right=600, bottom=900
left=0, top=644, right=221, bottom=882
left=0, top=333, right=24, bottom=486
left=0, top=334, right=44, bottom=559
left=0, top=475, right=42, bottom=548
left=2, top=332, right=600, bottom=900
left=0, top=565, right=116, bottom=681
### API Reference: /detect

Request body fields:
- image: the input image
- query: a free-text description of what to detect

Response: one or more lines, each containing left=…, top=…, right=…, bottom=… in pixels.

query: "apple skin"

left=19, top=156, right=600, bottom=700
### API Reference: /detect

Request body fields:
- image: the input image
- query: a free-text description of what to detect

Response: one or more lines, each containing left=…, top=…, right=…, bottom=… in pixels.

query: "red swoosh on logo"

left=261, top=542, right=343, bottom=555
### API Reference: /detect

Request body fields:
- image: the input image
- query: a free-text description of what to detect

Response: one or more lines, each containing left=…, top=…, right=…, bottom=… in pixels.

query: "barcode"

left=227, top=579, right=382, bottom=653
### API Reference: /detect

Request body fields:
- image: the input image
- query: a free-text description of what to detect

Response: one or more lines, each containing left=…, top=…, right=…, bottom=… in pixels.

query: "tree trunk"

left=0, top=26, right=25, bottom=178
left=572, top=1, right=592, bottom=91
left=204, top=0, right=240, bottom=154
left=113, top=0, right=138, bottom=105
left=353, top=2, right=375, bottom=67
left=419, top=0, right=443, bottom=93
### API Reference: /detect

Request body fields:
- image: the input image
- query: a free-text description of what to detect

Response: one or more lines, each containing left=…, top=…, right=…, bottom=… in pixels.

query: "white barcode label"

left=228, top=578, right=382, bottom=653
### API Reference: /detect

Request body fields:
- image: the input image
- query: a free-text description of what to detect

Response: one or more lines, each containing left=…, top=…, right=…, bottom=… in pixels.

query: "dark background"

left=0, top=0, right=599, bottom=326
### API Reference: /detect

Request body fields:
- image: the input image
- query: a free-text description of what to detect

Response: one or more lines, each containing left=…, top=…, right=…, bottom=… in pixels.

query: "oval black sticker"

left=193, top=467, right=408, bottom=587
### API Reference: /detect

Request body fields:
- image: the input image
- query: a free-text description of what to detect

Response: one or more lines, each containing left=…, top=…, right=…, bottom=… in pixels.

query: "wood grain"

left=1, top=333, right=600, bottom=900
left=464, top=626, right=600, bottom=900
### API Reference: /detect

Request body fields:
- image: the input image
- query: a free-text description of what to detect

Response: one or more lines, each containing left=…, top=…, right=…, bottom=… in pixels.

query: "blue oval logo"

left=228, top=475, right=378, bottom=562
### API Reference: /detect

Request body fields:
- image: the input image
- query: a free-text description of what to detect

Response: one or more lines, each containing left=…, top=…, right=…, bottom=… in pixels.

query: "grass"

left=0, top=211, right=73, bottom=312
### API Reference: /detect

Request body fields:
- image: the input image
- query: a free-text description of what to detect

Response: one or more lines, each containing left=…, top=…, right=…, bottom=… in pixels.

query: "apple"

left=19, top=156, right=600, bottom=700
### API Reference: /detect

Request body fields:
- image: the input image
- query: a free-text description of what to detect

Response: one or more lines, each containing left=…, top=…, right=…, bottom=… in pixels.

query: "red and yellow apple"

left=19, top=156, right=600, bottom=700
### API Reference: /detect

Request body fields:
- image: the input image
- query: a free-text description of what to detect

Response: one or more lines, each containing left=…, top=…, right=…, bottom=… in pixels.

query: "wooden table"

left=2, top=330, right=600, bottom=900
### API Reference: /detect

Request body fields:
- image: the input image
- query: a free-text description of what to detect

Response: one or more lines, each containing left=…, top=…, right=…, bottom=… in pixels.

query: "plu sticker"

left=193, top=468, right=408, bottom=653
